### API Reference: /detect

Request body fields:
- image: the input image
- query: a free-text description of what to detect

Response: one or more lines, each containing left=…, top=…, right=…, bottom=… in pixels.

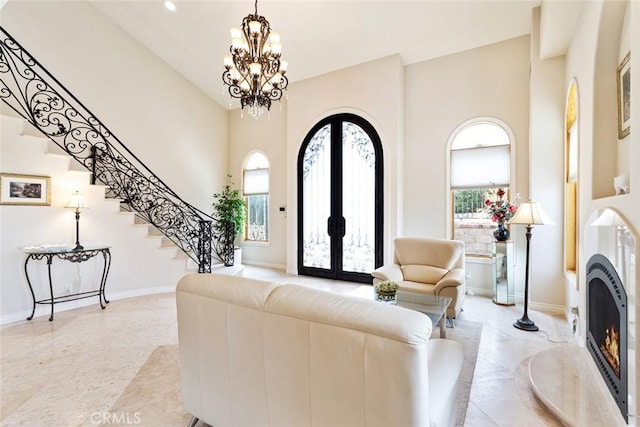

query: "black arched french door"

left=297, top=113, right=383, bottom=283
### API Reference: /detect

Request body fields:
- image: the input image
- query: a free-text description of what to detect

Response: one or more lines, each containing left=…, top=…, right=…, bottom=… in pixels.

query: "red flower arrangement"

left=484, top=187, right=518, bottom=223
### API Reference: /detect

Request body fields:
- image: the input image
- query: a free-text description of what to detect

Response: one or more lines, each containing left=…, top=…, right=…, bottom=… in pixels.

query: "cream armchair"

left=372, top=237, right=465, bottom=319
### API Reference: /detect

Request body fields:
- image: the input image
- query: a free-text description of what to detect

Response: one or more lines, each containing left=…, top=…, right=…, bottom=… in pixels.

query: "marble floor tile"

left=0, top=266, right=572, bottom=426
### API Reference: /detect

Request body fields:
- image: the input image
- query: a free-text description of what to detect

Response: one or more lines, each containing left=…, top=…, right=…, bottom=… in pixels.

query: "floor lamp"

left=509, top=200, right=554, bottom=332
left=65, top=191, right=88, bottom=251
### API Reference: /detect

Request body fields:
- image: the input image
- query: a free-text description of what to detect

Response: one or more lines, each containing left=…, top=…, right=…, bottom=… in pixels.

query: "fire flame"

left=601, top=324, right=620, bottom=378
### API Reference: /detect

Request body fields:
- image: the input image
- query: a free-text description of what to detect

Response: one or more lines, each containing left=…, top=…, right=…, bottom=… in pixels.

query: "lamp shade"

left=509, top=200, right=554, bottom=226
left=65, top=191, right=88, bottom=210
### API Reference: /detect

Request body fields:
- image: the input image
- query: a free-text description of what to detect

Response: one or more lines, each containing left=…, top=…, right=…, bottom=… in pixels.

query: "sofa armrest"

left=434, top=268, right=465, bottom=293
left=371, top=264, right=404, bottom=283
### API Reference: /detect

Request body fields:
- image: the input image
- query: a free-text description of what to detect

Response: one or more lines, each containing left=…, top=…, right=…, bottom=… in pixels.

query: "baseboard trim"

left=0, top=286, right=176, bottom=325
left=242, top=260, right=287, bottom=271
left=530, top=301, right=566, bottom=316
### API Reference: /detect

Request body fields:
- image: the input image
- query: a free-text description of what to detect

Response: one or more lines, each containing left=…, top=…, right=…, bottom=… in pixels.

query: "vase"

left=493, top=221, right=510, bottom=242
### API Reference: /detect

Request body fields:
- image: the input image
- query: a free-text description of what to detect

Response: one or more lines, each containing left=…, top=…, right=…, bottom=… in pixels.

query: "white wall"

left=0, top=116, right=189, bottom=323
left=228, top=106, right=288, bottom=270
left=564, top=0, right=639, bottom=418
left=404, top=36, right=531, bottom=238
left=404, top=36, right=537, bottom=303
left=528, top=7, right=566, bottom=309
left=0, top=1, right=228, bottom=213
left=0, top=2, right=228, bottom=322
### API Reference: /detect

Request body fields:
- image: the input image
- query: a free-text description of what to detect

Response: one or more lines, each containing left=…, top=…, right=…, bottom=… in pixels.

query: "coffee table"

left=394, top=291, right=452, bottom=338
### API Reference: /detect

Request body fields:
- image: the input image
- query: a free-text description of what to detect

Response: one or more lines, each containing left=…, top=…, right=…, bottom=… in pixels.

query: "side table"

left=23, top=246, right=112, bottom=321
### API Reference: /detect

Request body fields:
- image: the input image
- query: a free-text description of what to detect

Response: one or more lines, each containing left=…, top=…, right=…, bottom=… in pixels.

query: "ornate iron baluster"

left=0, top=26, right=217, bottom=271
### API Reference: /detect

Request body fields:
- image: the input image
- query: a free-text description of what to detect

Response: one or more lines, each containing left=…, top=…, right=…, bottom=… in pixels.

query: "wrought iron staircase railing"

left=0, top=26, right=217, bottom=273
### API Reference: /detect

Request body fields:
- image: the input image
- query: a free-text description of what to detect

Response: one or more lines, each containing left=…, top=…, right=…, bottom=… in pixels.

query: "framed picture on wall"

left=0, top=173, right=51, bottom=206
left=617, top=51, right=631, bottom=139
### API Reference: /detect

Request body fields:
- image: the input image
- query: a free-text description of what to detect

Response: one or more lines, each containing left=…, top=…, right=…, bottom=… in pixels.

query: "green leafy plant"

left=212, top=175, right=246, bottom=265
left=375, top=280, right=399, bottom=294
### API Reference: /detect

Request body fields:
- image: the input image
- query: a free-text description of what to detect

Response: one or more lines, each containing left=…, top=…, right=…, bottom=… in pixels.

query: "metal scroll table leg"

left=99, top=248, right=111, bottom=307
left=24, top=255, right=37, bottom=321
left=46, top=255, right=54, bottom=321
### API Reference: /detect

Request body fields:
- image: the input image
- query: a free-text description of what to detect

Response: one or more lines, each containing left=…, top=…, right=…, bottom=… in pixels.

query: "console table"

left=23, top=246, right=111, bottom=321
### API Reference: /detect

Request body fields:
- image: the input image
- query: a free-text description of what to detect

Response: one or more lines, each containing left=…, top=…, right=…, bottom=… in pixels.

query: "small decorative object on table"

left=484, top=187, right=518, bottom=242
left=375, top=280, right=399, bottom=303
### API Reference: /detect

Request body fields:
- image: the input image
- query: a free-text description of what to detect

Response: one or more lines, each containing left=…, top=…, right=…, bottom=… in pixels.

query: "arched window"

left=565, top=80, right=579, bottom=274
left=449, top=118, right=514, bottom=256
left=243, top=152, right=269, bottom=242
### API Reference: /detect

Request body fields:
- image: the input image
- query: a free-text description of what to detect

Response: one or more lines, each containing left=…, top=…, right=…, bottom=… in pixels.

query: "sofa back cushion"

left=394, top=237, right=464, bottom=270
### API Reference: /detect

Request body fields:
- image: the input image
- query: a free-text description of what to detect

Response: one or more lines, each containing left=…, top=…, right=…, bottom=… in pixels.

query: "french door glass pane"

left=342, top=122, right=375, bottom=273
left=302, top=124, right=331, bottom=269
left=246, top=194, right=268, bottom=241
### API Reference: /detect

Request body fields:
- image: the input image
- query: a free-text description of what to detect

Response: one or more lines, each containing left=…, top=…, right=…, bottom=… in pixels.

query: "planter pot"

left=375, top=290, right=397, bottom=303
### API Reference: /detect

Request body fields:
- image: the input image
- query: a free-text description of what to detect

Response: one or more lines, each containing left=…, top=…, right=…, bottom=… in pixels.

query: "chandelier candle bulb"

left=249, top=62, right=262, bottom=76
left=249, top=20, right=262, bottom=34
left=230, top=27, right=242, bottom=39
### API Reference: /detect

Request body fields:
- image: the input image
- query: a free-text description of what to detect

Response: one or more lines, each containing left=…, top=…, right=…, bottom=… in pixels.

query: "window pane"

left=451, top=122, right=510, bottom=150
left=453, top=187, right=510, bottom=256
left=342, top=121, right=375, bottom=273
left=246, top=152, right=269, bottom=169
left=246, top=194, right=269, bottom=241
left=302, top=124, right=331, bottom=269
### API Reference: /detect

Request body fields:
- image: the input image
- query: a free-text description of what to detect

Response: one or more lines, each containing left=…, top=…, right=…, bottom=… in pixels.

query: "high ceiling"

left=90, top=0, right=577, bottom=110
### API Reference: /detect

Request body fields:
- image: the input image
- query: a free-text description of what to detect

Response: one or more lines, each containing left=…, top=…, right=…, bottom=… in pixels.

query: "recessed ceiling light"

left=164, top=1, right=176, bottom=12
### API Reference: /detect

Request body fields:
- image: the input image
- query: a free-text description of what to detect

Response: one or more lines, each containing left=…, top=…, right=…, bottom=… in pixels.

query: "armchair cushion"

left=401, top=265, right=448, bottom=284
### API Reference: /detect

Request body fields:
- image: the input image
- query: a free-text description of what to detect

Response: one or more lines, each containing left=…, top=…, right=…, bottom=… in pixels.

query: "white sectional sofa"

left=176, top=273, right=464, bottom=427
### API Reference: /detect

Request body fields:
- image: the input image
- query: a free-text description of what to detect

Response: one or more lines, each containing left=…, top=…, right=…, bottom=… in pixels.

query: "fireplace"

left=587, top=253, right=628, bottom=422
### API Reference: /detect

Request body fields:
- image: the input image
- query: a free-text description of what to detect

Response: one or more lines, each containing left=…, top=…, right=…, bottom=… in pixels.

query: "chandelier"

left=222, top=0, right=288, bottom=119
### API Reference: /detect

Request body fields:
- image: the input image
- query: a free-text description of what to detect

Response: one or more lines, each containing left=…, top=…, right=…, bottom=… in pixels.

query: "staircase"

left=1, top=106, right=195, bottom=269
left=0, top=26, right=217, bottom=272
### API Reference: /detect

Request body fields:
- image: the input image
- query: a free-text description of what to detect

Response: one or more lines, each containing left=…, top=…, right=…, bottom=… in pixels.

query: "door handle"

left=338, top=216, right=346, bottom=237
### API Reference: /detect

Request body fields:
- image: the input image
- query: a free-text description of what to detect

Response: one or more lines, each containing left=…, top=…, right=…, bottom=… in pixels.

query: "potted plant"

left=212, top=175, right=246, bottom=266
left=374, top=280, right=399, bottom=302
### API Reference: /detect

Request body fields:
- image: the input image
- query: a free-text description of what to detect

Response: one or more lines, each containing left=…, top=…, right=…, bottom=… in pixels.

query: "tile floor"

left=0, top=265, right=572, bottom=426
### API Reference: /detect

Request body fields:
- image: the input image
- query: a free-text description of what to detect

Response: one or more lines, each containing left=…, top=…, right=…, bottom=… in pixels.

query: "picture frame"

left=617, top=51, right=631, bottom=139
left=0, top=173, right=51, bottom=206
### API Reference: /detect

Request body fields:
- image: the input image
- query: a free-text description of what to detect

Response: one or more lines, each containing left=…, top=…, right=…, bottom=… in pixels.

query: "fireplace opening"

left=587, top=254, right=628, bottom=423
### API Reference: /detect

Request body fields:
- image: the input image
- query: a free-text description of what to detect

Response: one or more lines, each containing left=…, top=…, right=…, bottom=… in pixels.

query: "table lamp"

left=508, top=200, right=554, bottom=331
left=65, top=191, right=88, bottom=251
